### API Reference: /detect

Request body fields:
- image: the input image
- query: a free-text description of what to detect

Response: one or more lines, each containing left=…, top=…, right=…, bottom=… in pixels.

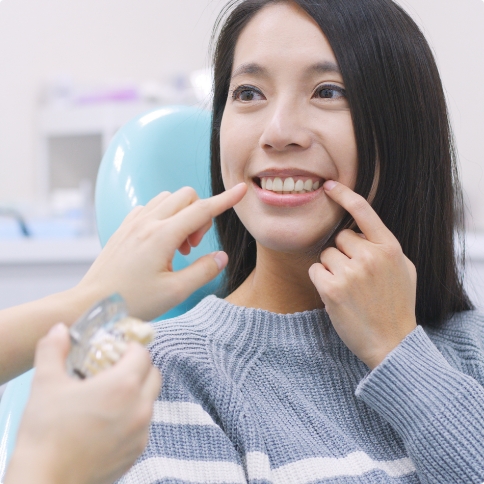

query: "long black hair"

left=210, top=0, right=474, bottom=327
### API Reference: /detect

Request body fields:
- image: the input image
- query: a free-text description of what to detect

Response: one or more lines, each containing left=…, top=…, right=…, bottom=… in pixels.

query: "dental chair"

left=0, top=105, right=216, bottom=479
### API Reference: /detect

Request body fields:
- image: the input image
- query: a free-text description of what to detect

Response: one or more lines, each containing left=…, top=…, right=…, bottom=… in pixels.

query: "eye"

left=313, top=84, right=346, bottom=100
left=232, top=85, right=265, bottom=102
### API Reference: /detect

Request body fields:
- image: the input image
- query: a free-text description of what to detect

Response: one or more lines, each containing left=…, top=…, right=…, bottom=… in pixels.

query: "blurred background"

left=0, top=0, right=482, bottom=321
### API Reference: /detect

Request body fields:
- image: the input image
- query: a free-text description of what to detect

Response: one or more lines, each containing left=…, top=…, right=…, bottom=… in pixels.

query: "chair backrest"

left=0, top=106, right=217, bottom=478
left=0, top=370, right=34, bottom=479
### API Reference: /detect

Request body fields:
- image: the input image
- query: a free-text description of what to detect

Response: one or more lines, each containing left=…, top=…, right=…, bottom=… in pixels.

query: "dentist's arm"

left=0, top=183, right=247, bottom=385
left=4, top=323, right=161, bottom=484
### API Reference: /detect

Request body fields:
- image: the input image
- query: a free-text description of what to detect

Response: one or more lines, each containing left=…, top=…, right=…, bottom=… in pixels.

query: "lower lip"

left=253, top=180, right=325, bottom=207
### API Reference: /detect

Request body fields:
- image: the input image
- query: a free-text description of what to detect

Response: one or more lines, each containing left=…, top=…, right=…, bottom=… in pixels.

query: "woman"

left=119, top=0, right=484, bottom=483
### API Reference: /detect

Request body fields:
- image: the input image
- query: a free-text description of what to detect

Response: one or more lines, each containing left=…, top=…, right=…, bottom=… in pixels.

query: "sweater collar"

left=188, top=295, right=339, bottom=349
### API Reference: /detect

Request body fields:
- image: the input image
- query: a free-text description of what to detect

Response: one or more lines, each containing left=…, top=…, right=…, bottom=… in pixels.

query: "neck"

left=225, top=243, right=324, bottom=314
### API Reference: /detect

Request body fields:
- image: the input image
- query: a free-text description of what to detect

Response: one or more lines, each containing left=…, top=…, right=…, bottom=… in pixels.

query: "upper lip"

left=253, top=168, right=326, bottom=179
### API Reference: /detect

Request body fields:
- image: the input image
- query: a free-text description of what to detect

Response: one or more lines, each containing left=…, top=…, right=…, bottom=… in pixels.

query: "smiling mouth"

left=254, top=175, right=324, bottom=194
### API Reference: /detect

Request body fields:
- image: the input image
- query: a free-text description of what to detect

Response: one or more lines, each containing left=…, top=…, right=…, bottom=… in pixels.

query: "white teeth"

left=282, top=177, right=295, bottom=192
left=273, top=177, right=283, bottom=191
left=259, top=176, right=322, bottom=194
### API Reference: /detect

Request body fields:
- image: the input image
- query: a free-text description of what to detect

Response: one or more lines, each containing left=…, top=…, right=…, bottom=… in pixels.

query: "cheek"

left=337, top=143, right=358, bottom=188
left=321, top=115, right=358, bottom=188
left=220, top=111, right=240, bottom=186
left=219, top=109, right=258, bottom=188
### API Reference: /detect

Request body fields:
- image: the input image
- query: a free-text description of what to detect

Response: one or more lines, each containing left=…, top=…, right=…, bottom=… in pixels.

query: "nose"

left=259, top=101, right=312, bottom=152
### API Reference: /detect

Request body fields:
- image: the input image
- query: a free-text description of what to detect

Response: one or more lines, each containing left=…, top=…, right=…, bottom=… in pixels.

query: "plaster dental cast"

left=1, top=184, right=247, bottom=484
left=118, top=1, right=484, bottom=483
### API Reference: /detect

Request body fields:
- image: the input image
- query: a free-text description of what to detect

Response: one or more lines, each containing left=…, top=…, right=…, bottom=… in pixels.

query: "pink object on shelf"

left=75, top=88, right=140, bottom=105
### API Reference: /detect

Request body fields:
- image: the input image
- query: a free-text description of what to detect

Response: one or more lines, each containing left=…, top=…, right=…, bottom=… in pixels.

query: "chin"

left=245, top=223, right=332, bottom=255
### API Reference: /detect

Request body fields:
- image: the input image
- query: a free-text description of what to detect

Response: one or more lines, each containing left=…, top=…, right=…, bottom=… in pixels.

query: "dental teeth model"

left=66, top=294, right=155, bottom=379
left=260, top=177, right=321, bottom=194
left=79, top=317, right=155, bottom=378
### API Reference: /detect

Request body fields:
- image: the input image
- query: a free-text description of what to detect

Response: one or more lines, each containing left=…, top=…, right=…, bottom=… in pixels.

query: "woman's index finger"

left=323, top=181, right=391, bottom=244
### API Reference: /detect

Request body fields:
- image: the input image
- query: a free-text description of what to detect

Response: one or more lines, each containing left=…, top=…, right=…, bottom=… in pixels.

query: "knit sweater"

left=118, top=296, right=484, bottom=484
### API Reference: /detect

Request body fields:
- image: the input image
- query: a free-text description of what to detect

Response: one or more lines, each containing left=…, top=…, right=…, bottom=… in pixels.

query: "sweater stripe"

left=150, top=403, right=416, bottom=480
left=152, top=401, right=217, bottom=426
left=244, top=452, right=271, bottom=481
left=271, top=453, right=416, bottom=482
left=120, top=451, right=416, bottom=484
left=119, top=456, right=246, bottom=484
left=244, top=451, right=416, bottom=482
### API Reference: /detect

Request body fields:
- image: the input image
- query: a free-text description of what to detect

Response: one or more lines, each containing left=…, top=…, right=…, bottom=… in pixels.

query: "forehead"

left=232, top=2, right=338, bottom=73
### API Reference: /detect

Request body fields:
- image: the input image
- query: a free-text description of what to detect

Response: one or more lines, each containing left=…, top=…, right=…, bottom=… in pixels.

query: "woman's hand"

left=308, top=180, right=417, bottom=370
left=77, top=183, right=247, bottom=321
left=5, top=323, right=161, bottom=484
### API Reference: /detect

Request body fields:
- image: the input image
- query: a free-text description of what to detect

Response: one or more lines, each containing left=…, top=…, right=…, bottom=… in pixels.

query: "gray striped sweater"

left=119, top=296, right=484, bottom=483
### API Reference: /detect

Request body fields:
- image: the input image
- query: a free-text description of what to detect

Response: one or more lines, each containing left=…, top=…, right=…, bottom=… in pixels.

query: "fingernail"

left=212, top=251, right=228, bottom=271
left=323, top=180, right=337, bottom=191
left=48, top=323, right=66, bottom=337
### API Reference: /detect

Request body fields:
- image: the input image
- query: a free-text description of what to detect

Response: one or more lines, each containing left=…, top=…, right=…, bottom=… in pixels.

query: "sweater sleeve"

left=355, top=323, right=484, bottom=484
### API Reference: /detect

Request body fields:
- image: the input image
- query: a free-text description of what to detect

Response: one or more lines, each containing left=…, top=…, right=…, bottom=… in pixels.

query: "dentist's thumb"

left=169, top=251, right=228, bottom=304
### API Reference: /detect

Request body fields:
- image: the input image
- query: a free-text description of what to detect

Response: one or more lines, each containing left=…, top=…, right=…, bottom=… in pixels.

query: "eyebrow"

left=308, top=61, right=341, bottom=76
left=231, top=62, right=267, bottom=80
left=230, top=61, right=341, bottom=80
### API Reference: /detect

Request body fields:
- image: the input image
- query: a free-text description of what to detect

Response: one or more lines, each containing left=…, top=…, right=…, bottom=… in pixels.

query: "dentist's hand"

left=77, top=183, right=247, bottom=321
left=0, top=183, right=247, bottom=385
left=308, top=180, right=417, bottom=370
left=5, top=323, right=161, bottom=484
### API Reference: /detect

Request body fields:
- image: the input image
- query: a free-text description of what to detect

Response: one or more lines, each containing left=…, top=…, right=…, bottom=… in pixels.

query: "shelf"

left=38, top=101, right=164, bottom=137
left=0, top=237, right=101, bottom=265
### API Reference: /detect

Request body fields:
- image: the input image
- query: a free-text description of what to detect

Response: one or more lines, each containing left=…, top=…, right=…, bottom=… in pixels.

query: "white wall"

left=395, top=0, right=484, bottom=232
left=0, top=0, right=227, bottom=202
left=0, top=0, right=483, bottom=228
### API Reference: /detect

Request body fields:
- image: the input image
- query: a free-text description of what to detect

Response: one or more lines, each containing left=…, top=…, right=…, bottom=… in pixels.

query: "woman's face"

left=220, top=2, right=358, bottom=254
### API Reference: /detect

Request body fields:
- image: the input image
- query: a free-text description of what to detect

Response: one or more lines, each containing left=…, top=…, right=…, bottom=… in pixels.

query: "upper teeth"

left=260, top=177, right=321, bottom=193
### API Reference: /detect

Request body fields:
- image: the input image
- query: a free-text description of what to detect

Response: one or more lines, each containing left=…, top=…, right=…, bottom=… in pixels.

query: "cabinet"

left=37, top=101, right=166, bottom=199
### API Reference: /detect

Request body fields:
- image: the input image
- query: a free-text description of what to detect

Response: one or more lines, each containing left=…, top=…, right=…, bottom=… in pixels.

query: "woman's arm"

left=310, top=181, right=484, bottom=481
left=0, top=183, right=247, bottom=385
left=355, top=322, right=484, bottom=483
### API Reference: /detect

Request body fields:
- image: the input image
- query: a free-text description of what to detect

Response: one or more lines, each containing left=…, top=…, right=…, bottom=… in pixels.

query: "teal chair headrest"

left=95, top=105, right=220, bottom=320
